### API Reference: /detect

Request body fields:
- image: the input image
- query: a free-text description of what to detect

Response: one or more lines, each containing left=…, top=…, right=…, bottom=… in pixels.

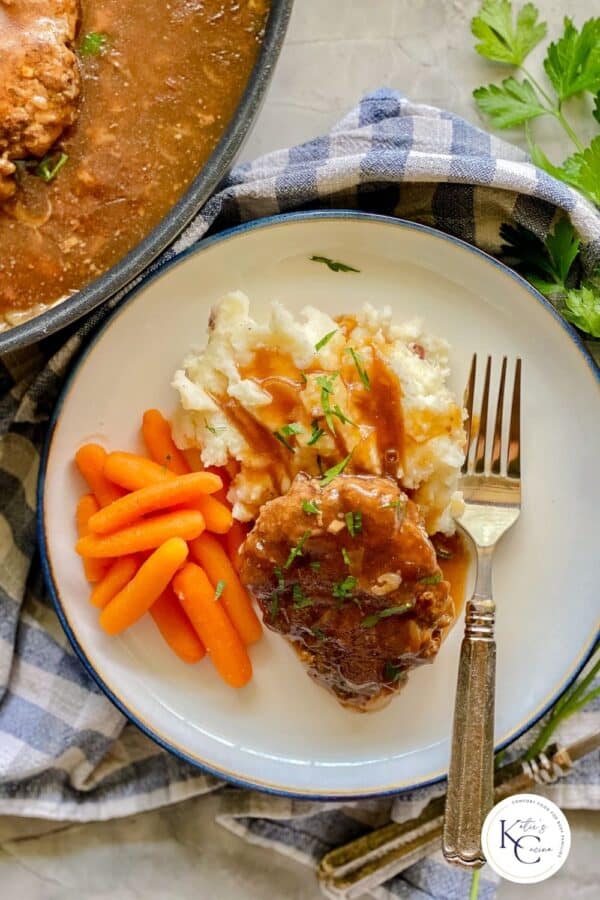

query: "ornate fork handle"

left=443, top=547, right=496, bottom=868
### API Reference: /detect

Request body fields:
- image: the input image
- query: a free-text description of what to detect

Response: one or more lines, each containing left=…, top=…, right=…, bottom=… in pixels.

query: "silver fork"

left=442, top=354, right=522, bottom=869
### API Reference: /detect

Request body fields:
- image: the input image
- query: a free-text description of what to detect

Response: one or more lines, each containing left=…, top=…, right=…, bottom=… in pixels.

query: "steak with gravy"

left=0, top=0, right=81, bottom=200
left=239, top=473, right=456, bottom=710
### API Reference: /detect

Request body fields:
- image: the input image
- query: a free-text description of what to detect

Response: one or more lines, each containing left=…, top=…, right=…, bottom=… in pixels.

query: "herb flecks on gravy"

left=0, top=0, right=269, bottom=325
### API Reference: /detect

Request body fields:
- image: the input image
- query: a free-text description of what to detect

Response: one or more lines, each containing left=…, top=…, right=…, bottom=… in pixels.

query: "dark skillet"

left=0, top=0, right=293, bottom=355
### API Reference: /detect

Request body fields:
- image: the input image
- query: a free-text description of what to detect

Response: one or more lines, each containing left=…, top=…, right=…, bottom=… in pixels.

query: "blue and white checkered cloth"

left=1, top=90, right=599, bottom=899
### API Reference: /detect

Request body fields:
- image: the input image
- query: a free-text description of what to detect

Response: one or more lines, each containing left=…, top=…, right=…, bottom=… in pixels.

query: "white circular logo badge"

left=481, top=793, right=571, bottom=884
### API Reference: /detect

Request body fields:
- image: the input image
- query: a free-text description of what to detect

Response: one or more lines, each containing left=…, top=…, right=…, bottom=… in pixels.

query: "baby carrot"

left=103, top=451, right=232, bottom=532
left=224, top=520, right=249, bottom=571
left=150, top=586, right=206, bottom=664
left=76, top=494, right=107, bottom=583
left=205, top=465, right=230, bottom=505
left=189, top=532, right=261, bottom=645
left=75, top=444, right=123, bottom=507
left=100, top=538, right=189, bottom=635
left=142, top=409, right=190, bottom=474
left=195, top=494, right=233, bottom=534
left=103, top=452, right=172, bottom=491
left=89, top=556, right=139, bottom=609
left=88, top=471, right=222, bottom=535
left=183, top=450, right=231, bottom=504
left=173, top=563, right=252, bottom=688
left=77, top=509, right=205, bottom=558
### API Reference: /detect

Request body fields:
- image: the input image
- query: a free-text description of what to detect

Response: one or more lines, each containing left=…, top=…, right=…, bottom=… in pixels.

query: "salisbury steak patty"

left=239, top=473, right=455, bottom=710
left=0, top=0, right=81, bottom=200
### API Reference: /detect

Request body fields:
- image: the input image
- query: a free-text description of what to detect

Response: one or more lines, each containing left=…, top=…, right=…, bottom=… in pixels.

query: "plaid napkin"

left=1, top=89, right=599, bottom=899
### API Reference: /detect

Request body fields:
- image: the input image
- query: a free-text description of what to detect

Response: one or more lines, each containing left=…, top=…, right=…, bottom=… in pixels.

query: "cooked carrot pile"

left=74, top=409, right=259, bottom=687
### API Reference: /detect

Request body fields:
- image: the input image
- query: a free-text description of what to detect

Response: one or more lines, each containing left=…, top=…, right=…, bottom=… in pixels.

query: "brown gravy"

left=0, top=0, right=269, bottom=322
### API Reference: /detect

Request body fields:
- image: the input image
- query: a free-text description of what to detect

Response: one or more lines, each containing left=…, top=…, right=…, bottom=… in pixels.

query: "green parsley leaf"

left=543, top=17, right=600, bottom=102
left=473, top=78, right=548, bottom=128
left=341, top=547, right=351, bottom=566
left=284, top=531, right=311, bottom=569
left=204, top=418, right=226, bottom=435
left=345, top=510, right=363, bottom=537
left=347, top=347, right=370, bottom=390
left=594, top=91, right=600, bottom=125
left=292, top=583, right=313, bottom=608
left=269, top=594, right=280, bottom=620
left=471, top=0, right=547, bottom=66
left=316, top=373, right=338, bottom=431
left=310, top=255, right=360, bottom=273
left=315, top=329, right=338, bottom=351
left=273, top=423, right=302, bottom=452
left=302, top=499, right=320, bottom=516
left=560, top=136, right=600, bottom=206
left=332, top=404, right=355, bottom=426
left=307, top=421, right=326, bottom=446
left=311, top=627, right=326, bottom=641
left=81, top=32, right=108, bottom=56
left=36, top=152, right=69, bottom=183
left=500, top=219, right=580, bottom=297
left=384, top=660, right=404, bottom=683
left=419, top=573, right=443, bottom=585
left=332, top=575, right=357, bottom=599
left=274, top=566, right=285, bottom=591
left=563, top=285, right=600, bottom=337
left=361, top=603, right=414, bottom=628
left=319, top=454, right=352, bottom=487
left=310, top=561, right=321, bottom=571
left=214, top=579, right=226, bottom=601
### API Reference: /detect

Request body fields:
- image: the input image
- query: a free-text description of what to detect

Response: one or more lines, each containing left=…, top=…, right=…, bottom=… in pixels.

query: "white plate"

left=39, top=212, right=600, bottom=798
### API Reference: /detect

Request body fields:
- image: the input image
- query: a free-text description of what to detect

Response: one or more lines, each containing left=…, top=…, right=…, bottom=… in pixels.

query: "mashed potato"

left=172, top=292, right=465, bottom=534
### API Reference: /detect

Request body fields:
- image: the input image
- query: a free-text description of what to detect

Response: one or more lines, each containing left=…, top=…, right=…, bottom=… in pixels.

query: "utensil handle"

left=443, top=596, right=496, bottom=868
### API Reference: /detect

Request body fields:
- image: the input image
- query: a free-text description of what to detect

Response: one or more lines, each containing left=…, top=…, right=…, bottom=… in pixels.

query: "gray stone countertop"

left=1, top=1, right=598, bottom=898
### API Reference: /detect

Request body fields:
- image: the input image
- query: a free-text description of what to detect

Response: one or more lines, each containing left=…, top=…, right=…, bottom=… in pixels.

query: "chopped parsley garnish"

left=419, top=573, right=443, bottom=585
left=204, top=419, right=226, bottom=435
left=341, top=547, right=351, bottom=566
left=269, top=594, right=280, bottom=621
left=316, top=373, right=338, bottom=431
left=284, top=531, right=311, bottom=569
left=214, top=579, right=226, bottom=601
left=361, top=602, right=414, bottom=628
left=36, top=152, right=69, bottom=183
left=307, top=421, right=326, bottom=446
left=332, top=404, right=355, bottom=426
left=384, top=661, right=404, bottom=683
left=310, top=561, right=321, bottom=571
left=315, top=329, right=338, bottom=351
left=345, top=510, right=362, bottom=536
left=302, top=500, right=320, bottom=516
left=320, top=454, right=352, bottom=487
left=292, top=583, right=313, bottom=609
left=332, top=575, right=357, bottom=599
left=311, top=627, right=326, bottom=641
left=310, top=255, right=360, bottom=274
left=81, top=32, right=108, bottom=56
left=269, top=567, right=285, bottom=620
left=273, top=423, right=302, bottom=452
left=347, top=347, right=370, bottom=390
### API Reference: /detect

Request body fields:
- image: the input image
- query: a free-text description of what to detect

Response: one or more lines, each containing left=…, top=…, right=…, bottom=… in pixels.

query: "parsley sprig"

left=361, top=602, right=414, bottom=628
left=284, top=531, right=311, bottom=569
left=501, top=219, right=600, bottom=337
left=472, top=4, right=600, bottom=206
left=471, top=3, right=600, bottom=339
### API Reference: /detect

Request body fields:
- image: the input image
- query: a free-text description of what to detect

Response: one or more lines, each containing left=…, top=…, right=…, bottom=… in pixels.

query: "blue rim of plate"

left=38, top=210, right=600, bottom=800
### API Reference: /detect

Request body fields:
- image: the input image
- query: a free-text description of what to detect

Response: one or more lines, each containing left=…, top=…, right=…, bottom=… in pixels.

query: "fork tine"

left=473, top=356, right=491, bottom=474
left=507, top=358, right=521, bottom=478
left=490, top=357, right=507, bottom=475
left=461, top=354, right=477, bottom=474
